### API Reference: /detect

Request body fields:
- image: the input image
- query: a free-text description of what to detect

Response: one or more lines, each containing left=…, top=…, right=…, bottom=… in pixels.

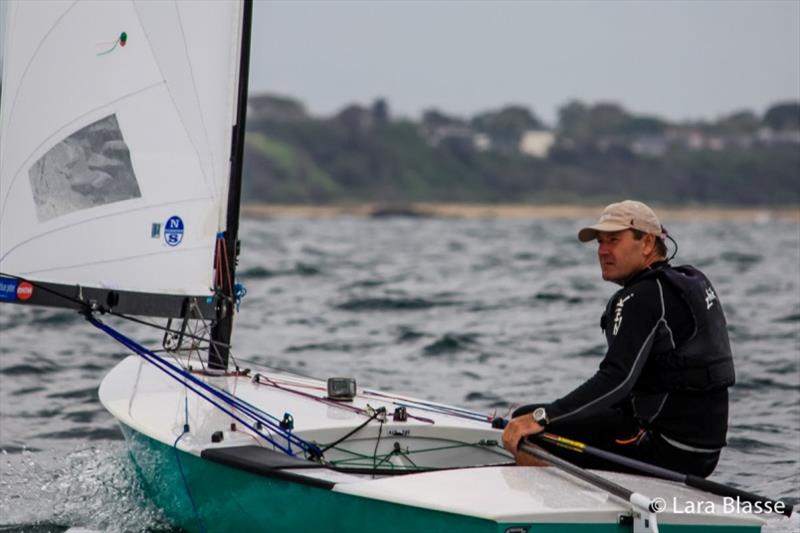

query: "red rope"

left=220, top=237, right=234, bottom=296
left=253, top=374, right=435, bottom=424
left=214, top=237, right=224, bottom=290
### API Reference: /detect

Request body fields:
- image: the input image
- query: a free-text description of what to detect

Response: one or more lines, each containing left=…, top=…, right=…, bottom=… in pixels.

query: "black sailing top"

left=547, top=261, right=734, bottom=451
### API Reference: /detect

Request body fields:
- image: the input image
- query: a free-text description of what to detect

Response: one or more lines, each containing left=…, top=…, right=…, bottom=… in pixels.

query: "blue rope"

left=89, top=317, right=320, bottom=457
left=174, top=429, right=205, bottom=533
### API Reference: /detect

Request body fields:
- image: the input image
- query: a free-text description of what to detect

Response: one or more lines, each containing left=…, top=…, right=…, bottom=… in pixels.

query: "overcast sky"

left=251, top=0, right=800, bottom=125
left=0, top=1, right=797, bottom=126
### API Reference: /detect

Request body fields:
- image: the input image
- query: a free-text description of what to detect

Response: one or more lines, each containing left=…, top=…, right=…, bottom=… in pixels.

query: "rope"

left=212, top=233, right=247, bottom=321
left=174, top=405, right=205, bottom=533
left=253, top=374, right=436, bottom=425
left=89, top=316, right=321, bottom=458
left=220, top=235, right=234, bottom=297
left=174, top=431, right=205, bottom=532
left=390, top=400, right=489, bottom=423
left=363, top=389, right=490, bottom=421
left=319, top=408, right=382, bottom=454
left=372, top=417, right=385, bottom=474
left=247, top=373, right=491, bottom=424
left=374, top=443, right=418, bottom=470
left=325, top=440, right=497, bottom=470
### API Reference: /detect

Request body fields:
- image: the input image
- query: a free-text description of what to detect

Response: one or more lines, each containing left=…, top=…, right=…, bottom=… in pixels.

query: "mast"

left=208, top=0, right=253, bottom=370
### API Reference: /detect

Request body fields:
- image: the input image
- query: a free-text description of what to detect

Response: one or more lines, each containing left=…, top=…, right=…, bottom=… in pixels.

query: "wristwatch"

left=532, top=407, right=549, bottom=427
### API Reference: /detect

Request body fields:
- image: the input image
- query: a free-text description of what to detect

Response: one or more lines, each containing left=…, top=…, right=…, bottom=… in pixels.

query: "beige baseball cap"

left=578, top=200, right=663, bottom=242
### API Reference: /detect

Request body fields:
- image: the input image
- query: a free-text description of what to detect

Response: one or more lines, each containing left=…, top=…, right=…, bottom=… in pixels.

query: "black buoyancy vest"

left=606, top=264, right=736, bottom=392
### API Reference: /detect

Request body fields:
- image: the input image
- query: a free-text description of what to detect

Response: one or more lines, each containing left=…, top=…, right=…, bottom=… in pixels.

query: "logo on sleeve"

left=613, top=293, right=634, bottom=336
left=705, top=287, right=717, bottom=309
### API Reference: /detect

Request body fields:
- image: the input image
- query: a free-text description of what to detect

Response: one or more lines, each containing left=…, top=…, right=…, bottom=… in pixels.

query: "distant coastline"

left=242, top=96, right=800, bottom=207
left=242, top=202, right=800, bottom=222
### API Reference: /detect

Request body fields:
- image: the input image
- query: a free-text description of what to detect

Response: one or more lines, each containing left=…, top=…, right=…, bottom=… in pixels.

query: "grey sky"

left=251, top=0, right=800, bottom=126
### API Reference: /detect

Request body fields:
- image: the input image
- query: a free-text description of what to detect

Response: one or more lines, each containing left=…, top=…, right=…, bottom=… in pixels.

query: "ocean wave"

left=335, top=296, right=457, bottom=311
left=423, top=333, right=479, bottom=356
left=239, top=262, right=321, bottom=279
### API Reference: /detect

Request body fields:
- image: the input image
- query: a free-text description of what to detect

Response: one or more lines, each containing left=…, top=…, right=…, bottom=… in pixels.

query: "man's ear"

left=643, top=233, right=657, bottom=256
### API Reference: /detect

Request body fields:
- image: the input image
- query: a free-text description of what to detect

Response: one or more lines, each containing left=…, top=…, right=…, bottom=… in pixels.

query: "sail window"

left=28, top=114, right=141, bottom=221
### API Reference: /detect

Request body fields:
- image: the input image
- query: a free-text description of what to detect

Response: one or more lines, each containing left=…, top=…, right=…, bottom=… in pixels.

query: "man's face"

left=596, top=230, right=651, bottom=284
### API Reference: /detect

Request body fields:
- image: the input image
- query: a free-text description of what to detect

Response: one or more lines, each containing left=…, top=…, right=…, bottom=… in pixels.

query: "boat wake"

left=762, top=509, right=800, bottom=533
left=0, top=445, right=174, bottom=533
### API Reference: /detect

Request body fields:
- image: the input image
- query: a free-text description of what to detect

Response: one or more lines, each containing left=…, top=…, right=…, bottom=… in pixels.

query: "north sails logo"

left=164, top=216, right=184, bottom=247
left=705, top=287, right=717, bottom=309
left=613, top=293, right=634, bottom=335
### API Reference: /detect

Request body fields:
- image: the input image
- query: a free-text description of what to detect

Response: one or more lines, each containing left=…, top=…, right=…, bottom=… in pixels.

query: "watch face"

left=533, top=408, right=546, bottom=424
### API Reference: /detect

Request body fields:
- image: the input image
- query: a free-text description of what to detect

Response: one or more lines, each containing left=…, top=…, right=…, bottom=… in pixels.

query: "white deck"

left=336, top=465, right=764, bottom=526
left=100, top=354, right=765, bottom=528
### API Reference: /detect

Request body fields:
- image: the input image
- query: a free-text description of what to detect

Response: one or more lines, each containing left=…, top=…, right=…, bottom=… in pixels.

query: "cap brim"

left=577, top=222, right=632, bottom=242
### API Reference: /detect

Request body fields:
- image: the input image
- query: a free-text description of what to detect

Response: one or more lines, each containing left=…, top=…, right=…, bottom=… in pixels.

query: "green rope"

left=323, top=440, right=498, bottom=470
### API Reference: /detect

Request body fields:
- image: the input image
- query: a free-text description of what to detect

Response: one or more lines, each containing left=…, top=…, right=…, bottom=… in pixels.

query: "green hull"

left=120, top=424, right=760, bottom=533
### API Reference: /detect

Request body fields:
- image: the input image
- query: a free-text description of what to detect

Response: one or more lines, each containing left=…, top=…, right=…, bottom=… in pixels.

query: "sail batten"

left=0, top=0, right=245, bottom=307
left=1, top=195, right=217, bottom=264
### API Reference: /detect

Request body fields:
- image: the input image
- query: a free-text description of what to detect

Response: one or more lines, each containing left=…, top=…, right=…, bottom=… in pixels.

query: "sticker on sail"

left=0, top=278, right=19, bottom=301
left=16, top=282, right=34, bottom=301
left=0, top=279, right=33, bottom=301
left=164, top=216, right=184, bottom=247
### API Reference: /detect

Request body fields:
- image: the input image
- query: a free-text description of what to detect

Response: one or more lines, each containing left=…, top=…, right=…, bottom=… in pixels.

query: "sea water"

left=1, top=215, right=798, bottom=532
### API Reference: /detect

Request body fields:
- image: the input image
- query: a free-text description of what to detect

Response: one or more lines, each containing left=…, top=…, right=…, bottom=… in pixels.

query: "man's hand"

left=501, top=414, right=548, bottom=466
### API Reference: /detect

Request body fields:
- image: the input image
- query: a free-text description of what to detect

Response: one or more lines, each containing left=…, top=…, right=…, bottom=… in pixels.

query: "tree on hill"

left=713, top=110, right=760, bottom=134
left=763, top=102, right=800, bottom=131
left=421, top=109, right=467, bottom=128
left=372, top=98, right=390, bottom=126
left=248, top=93, right=308, bottom=122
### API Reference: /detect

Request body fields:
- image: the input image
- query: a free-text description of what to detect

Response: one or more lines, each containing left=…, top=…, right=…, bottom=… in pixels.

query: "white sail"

left=0, top=0, right=244, bottom=297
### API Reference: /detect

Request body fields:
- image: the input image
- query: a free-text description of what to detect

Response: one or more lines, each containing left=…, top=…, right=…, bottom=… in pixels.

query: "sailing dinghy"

left=0, top=1, right=772, bottom=531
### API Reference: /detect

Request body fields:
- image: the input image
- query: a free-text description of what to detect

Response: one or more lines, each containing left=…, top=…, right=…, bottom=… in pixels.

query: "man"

left=502, top=200, right=735, bottom=478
